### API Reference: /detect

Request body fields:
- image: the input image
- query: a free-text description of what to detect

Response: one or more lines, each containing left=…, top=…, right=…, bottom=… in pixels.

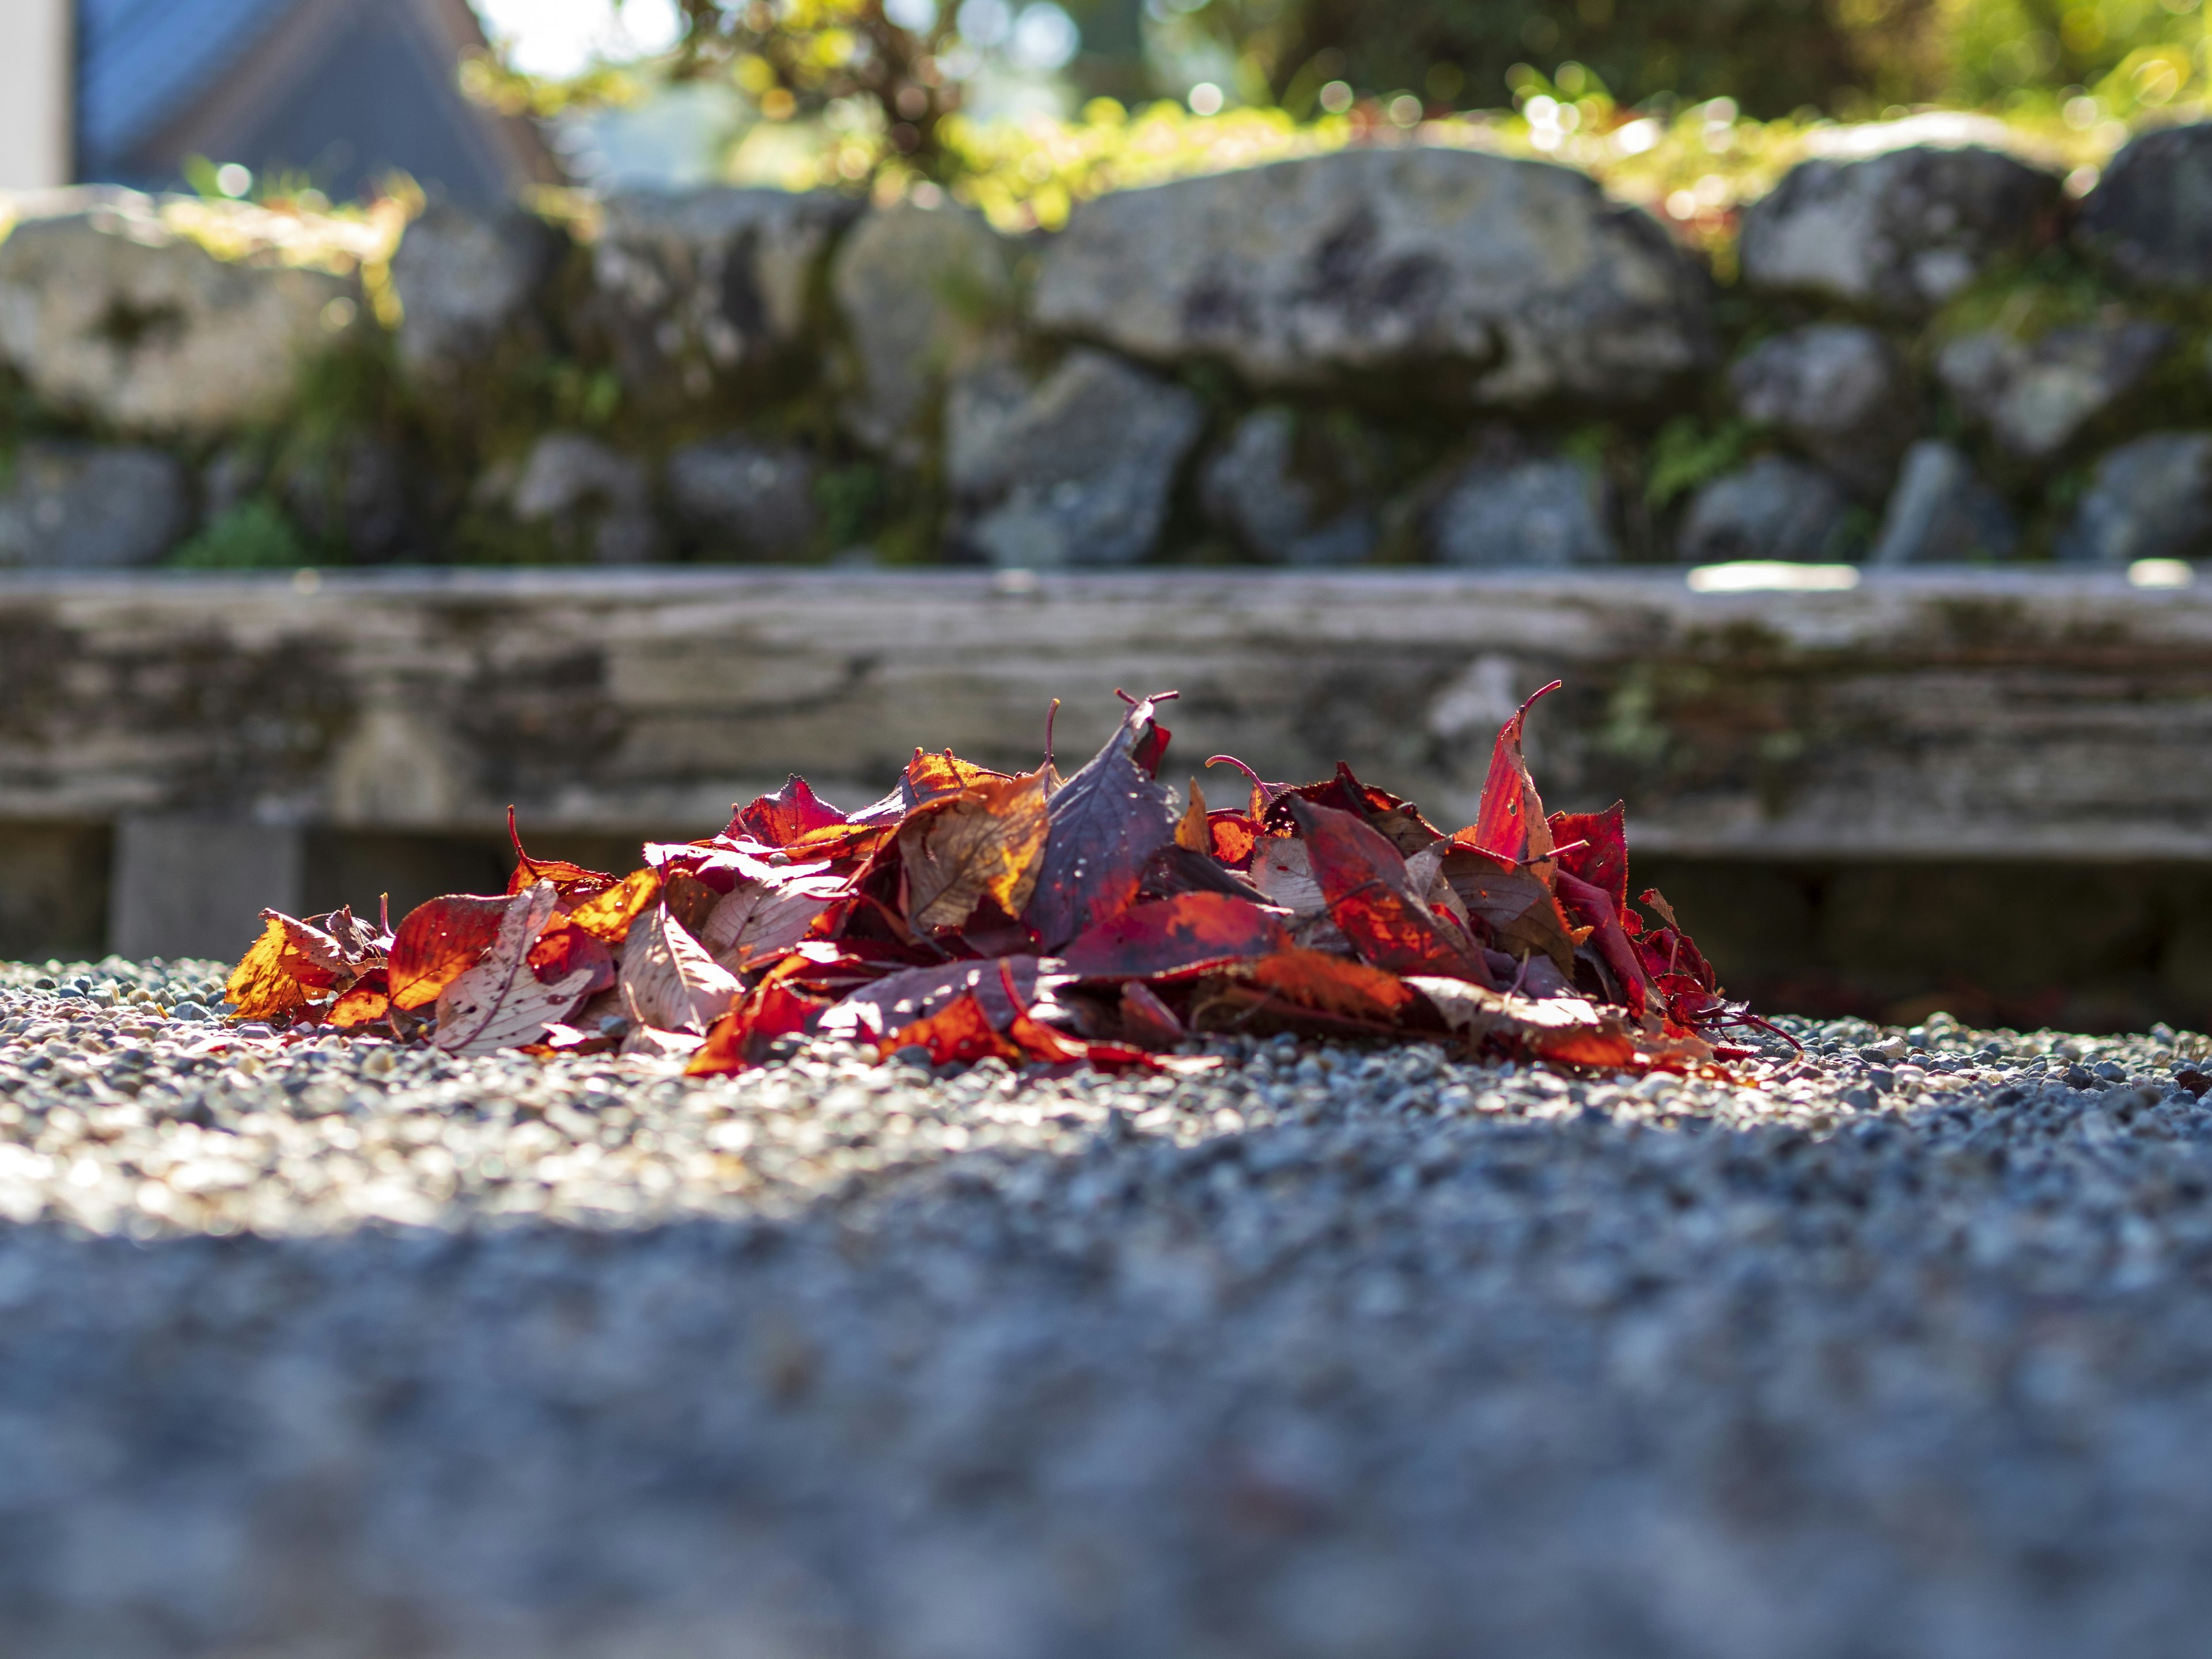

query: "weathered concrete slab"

left=5, top=567, right=2212, bottom=862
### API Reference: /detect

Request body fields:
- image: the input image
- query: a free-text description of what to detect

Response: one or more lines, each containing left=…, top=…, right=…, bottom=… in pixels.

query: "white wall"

left=0, top=0, right=71, bottom=190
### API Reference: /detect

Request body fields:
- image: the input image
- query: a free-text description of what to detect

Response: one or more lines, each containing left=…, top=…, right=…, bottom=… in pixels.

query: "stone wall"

left=9, top=125, right=2212, bottom=570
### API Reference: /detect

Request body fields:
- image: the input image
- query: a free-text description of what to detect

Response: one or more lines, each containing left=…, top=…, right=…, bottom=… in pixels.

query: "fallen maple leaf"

left=899, top=768, right=1050, bottom=933
left=619, top=904, right=745, bottom=1036
left=1466, top=680, right=1561, bottom=872
left=1021, top=691, right=1181, bottom=951
left=1290, top=799, right=1494, bottom=984
left=388, top=894, right=512, bottom=1012
left=434, top=882, right=601, bottom=1055
left=728, top=775, right=846, bottom=846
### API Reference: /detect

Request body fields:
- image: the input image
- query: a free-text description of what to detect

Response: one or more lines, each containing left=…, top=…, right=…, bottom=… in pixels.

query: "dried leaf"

left=327, top=985, right=392, bottom=1030
left=1176, top=779, right=1210, bottom=852
left=225, top=918, right=312, bottom=1024
left=524, top=919, right=616, bottom=995
left=1290, top=799, right=1493, bottom=984
left=815, top=956, right=1057, bottom=1044
left=506, top=808, right=616, bottom=900
left=878, top=991, right=1025, bottom=1066
left=1550, top=804, right=1630, bottom=919
left=899, top=770, right=1051, bottom=933
left=1407, top=976, right=1640, bottom=1067
left=619, top=904, right=745, bottom=1036
left=1244, top=948, right=1418, bottom=1021
left=688, top=979, right=830, bottom=1076
left=388, top=893, right=512, bottom=1012
left=728, top=775, right=846, bottom=846
left=1439, top=846, right=1580, bottom=974
left=1465, top=680, right=1561, bottom=872
left=1021, top=692, right=1181, bottom=951
left=1555, top=868, right=1661, bottom=1021
left=699, top=866, right=850, bottom=967
left=566, top=868, right=663, bottom=943
left=903, top=749, right=1009, bottom=810
left=1119, top=981, right=1185, bottom=1047
left=433, top=882, right=600, bottom=1055
left=1060, top=892, right=1290, bottom=981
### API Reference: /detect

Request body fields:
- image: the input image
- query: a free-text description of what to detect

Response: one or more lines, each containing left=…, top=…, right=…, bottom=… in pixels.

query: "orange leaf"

left=327, top=985, right=392, bottom=1029
left=388, top=893, right=512, bottom=1012
left=877, top=991, right=1024, bottom=1066
left=525, top=918, right=616, bottom=995
left=225, top=917, right=312, bottom=1024
left=506, top=807, right=617, bottom=900
left=565, top=868, right=662, bottom=944
left=904, top=749, right=1008, bottom=809
left=1244, top=948, right=1417, bottom=1022
left=1175, top=778, right=1210, bottom=852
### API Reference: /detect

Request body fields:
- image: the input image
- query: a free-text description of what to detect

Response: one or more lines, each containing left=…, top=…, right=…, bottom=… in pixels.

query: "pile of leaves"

left=225, top=684, right=1778, bottom=1075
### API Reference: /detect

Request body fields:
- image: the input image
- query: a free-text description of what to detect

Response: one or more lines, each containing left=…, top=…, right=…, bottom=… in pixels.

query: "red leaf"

left=1549, top=803, right=1630, bottom=920
left=1465, top=680, right=1562, bottom=867
left=1060, top=892, right=1290, bottom=981
left=1244, top=948, right=1418, bottom=1021
left=728, top=775, right=847, bottom=847
left=1289, top=798, right=1494, bottom=984
left=1021, top=691, right=1181, bottom=950
left=1554, top=868, right=1660, bottom=1021
left=388, top=894, right=512, bottom=1012
left=525, top=919, right=616, bottom=996
left=1263, top=761, right=1444, bottom=857
left=326, top=980, right=391, bottom=1031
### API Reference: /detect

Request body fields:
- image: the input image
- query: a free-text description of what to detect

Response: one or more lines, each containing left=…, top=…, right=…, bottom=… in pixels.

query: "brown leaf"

left=388, top=893, right=512, bottom=1012
left=618, top=904, right=746, bottom=1036
left=433, top=882, right=600, bottom=1055
left=1439, top=846, right=1580, bottom=975
left=898, top=770, right=1051, bottom=933
left=1021, top=692, right=1181, bottom=951
left=1119, top=981, right=1185, bottom=1047
left=1289, top=799, right=1494, bottom=984
left=225, top=917, right=312, bottom=1024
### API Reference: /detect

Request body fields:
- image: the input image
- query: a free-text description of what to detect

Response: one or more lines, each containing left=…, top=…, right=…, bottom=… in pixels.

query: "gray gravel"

left=7, top=956, right=2212, bottom=1658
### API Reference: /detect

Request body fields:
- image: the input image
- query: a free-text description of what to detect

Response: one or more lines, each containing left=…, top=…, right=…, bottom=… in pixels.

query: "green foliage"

left=1646, top=418, right=1752, bottom=511
left=168, top=499, right=311, bottom=570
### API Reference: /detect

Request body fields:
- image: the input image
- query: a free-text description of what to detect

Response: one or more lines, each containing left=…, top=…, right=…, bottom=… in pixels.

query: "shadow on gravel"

left=6, top=1088, right=2212, bottom=1659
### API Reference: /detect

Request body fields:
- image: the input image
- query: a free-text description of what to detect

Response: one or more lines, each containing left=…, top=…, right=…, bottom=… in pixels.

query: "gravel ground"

left=7, top=957, right=2212, bottom=1658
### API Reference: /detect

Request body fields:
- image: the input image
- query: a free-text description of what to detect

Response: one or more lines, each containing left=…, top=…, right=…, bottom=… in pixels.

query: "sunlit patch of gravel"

left=7, top=957, right=2212, bottom=1657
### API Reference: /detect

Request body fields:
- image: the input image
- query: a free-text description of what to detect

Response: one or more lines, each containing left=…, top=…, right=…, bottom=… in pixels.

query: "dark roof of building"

left=78, top=0, right=297, bottom=172
left=75, top=0, right=562, bottom=209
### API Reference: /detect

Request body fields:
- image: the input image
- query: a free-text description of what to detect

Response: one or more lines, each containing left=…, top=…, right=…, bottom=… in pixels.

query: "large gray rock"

left=1425, top=448, right=1616, bottom=567
left=1740, top=146, right=2063, bottom=317
left=946, top=349, right=1203, bottom=567
left=583, top=189, right=861, bottom=405
left=2056, top=431, right=2212, bottom=565
left=1676, top=454, right=1857, bottom=564
left=831, top=203, right=1015, bottom=463
left=1937, top=321, right=2173, bottom=460
left=1199, top=407, right=1377, bottom=565
left=0, top=189, right=357, bottom=434
left=2076, top=124, right=2212, bottom=291
left=666, top=437, right=817, bottom=559
left=1031, top=148, right=1710, bottom=406
left=388, top=203, right=563, bottom=380
left=505, top=433, right=658, bottom=564
left=1729, top=323, right=1914, bottom=498
left=0, top=441, right=188, bottom=567
left=1869, top=440, right=2018, bottom=565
